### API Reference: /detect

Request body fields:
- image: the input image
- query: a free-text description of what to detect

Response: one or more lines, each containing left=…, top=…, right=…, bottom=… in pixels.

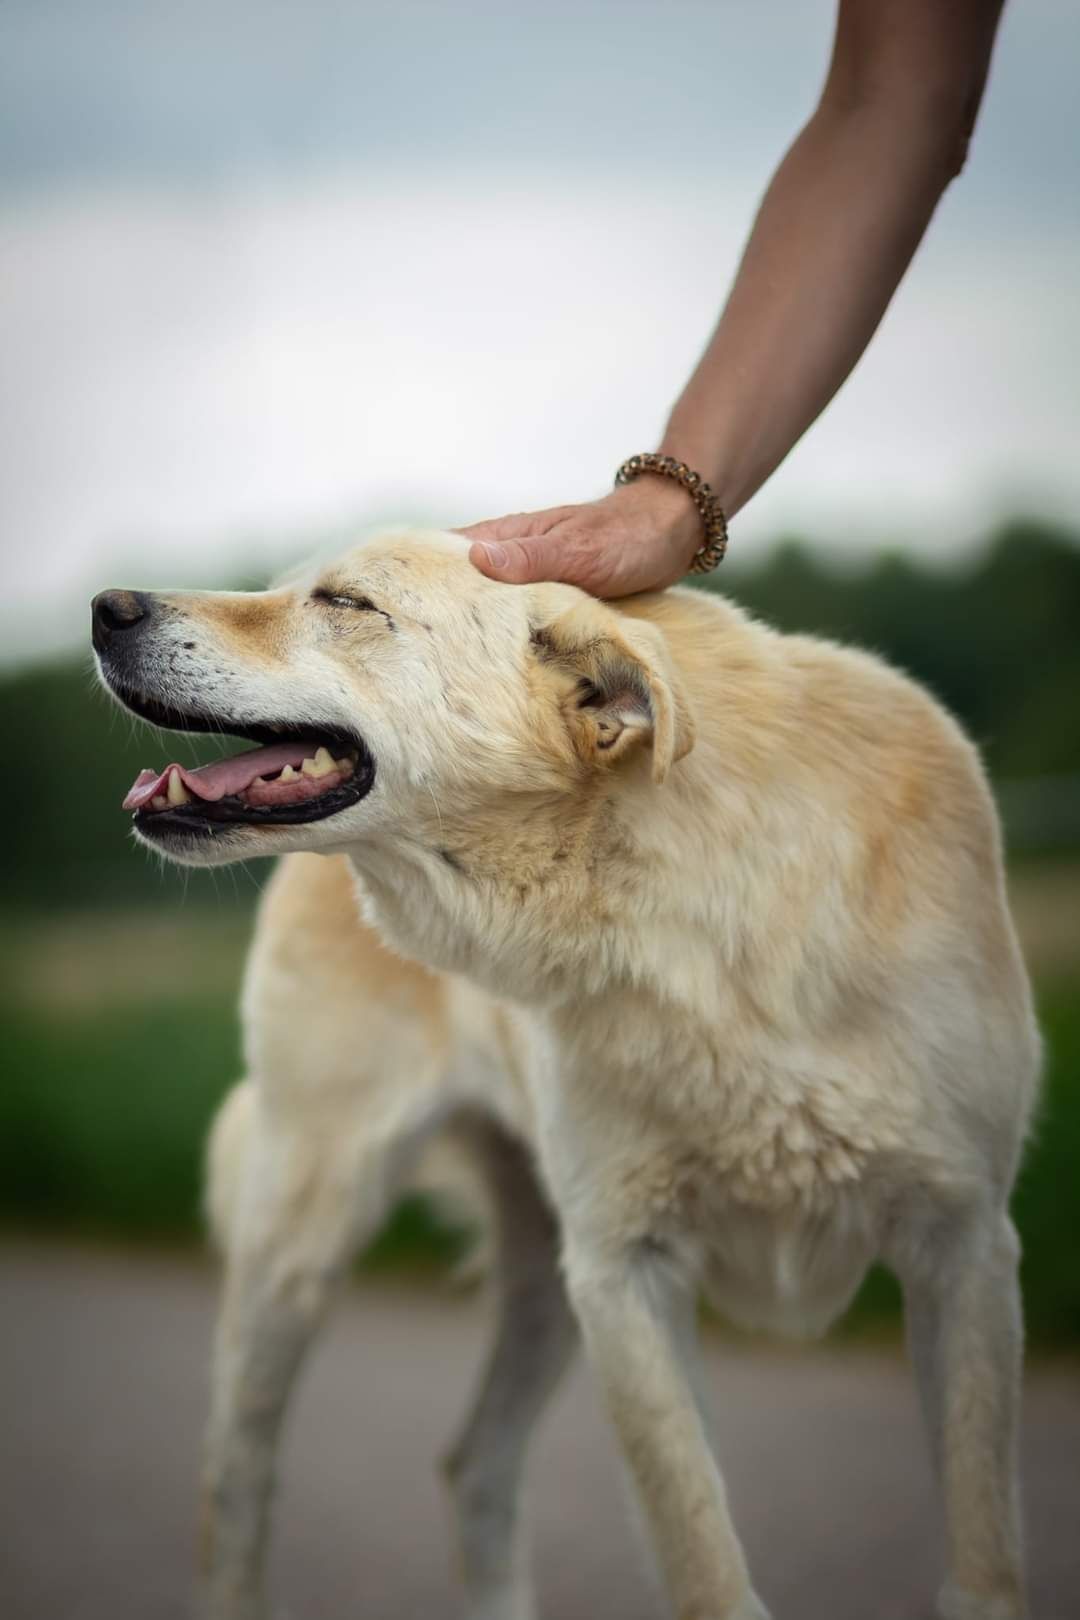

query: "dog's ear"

left=529, top=599, right=695, bottom=784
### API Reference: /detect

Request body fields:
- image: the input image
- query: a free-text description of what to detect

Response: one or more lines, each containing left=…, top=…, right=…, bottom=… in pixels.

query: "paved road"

left=2, top=1244, right=1077, bottom=1620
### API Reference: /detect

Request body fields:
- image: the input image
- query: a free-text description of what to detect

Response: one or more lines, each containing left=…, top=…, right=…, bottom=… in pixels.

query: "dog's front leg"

left=897, top=1209, right=1027, bottom=1620
left=563, top=1243, right=770, bottom=1620
left=200, top=1086, right=395, bottom=1620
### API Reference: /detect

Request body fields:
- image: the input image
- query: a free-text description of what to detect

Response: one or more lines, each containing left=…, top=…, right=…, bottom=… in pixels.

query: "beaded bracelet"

left=614, top=453, right=728, bottom=573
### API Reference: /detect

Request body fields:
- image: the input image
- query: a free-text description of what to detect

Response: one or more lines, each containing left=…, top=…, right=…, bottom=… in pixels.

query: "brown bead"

left=614, top=453, right=728, bottom=574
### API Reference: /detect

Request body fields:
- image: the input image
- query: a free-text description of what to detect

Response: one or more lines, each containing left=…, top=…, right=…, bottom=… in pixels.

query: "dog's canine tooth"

left=151, top=795, right=168, bottom=811
left=279, top=764, right=298, bottom=782
left=166, top=769, right=191, bottom=806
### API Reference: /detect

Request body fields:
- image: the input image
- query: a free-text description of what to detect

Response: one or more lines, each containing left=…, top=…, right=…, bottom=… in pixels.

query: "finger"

left=469, top=530, right=641, bottom=593
left=457, top=515, right=528, bottom=543
left=458, top=509, right=569, bottom=544
left=541, top=536, right=680, bottom=599
left=468, top=534, right=572, bottom=585
left=469, top=517, right=687, bottom=596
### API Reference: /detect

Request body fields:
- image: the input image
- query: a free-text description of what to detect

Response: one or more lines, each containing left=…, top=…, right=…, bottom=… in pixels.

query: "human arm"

left=463, top=0, right=1005, bottom=597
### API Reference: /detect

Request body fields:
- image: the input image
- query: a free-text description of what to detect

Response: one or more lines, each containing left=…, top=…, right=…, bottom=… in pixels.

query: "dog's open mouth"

left=114, top=692, right=375, bottom=834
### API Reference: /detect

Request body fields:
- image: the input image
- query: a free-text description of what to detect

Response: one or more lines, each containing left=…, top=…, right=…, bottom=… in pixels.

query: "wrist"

left=608, top=473, right=701, bottom=559
left=656, top=430, right=734, bottom=512
left=613, top=451, right=729, bottom=572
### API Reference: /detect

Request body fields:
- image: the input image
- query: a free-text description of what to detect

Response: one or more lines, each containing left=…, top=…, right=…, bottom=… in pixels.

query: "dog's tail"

left=204, top=1077, right=256, bottom=1252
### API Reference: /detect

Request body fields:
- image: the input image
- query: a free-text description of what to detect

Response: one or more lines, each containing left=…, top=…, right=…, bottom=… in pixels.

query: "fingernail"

left=479, top=542, right=508, bottom=568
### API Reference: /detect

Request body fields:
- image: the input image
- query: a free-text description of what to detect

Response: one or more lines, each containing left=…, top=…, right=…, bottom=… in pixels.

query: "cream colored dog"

left=92, top=528, right=1039, bottom=1620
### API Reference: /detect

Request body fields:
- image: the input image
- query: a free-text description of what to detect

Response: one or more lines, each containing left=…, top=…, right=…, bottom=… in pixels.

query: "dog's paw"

left=732, top=1594, right=773, bottom=1620
left=462, top=1586, right=537, bottom=1620
left=680, top=1593, right=772, bottom=1620
left=197, top=1585, right=268, bottom=1620
left=937, top=1579, right=1027, bottom=1620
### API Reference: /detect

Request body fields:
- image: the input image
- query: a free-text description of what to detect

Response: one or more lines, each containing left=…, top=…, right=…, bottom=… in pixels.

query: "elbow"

left=820, top=0, right=1001, bottom=189
left=821, top=78, right=984, bottom=187
left=915, top=80, right=982, bottom=181
left=941, top=90, right=981, bottom=182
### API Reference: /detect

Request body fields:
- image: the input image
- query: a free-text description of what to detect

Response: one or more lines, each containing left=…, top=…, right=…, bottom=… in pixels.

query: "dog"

left=92, top=527, right=1039, bottom=1620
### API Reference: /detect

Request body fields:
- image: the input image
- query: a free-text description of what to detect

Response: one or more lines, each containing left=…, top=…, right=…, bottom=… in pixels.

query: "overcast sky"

left=2, top=0, right=1077, bottom=662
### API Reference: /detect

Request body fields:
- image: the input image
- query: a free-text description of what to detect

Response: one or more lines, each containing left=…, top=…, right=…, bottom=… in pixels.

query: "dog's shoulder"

left=616, top=584, right=990, bottom=826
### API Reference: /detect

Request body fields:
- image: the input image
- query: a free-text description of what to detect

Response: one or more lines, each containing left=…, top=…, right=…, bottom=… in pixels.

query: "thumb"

left=468, top=535, right=564, bottom=585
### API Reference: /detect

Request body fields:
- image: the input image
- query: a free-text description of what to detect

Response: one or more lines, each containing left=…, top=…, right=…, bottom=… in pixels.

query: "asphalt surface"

left=2, top=1244, right=1077, bottom=1620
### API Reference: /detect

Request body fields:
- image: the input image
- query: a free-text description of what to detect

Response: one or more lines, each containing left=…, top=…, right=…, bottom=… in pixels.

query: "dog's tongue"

left=122, top=739, right=325, bottom=810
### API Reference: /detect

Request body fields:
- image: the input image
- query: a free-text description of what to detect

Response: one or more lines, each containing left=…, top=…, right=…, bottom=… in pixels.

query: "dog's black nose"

left=91, top=589, right=152, bottom=653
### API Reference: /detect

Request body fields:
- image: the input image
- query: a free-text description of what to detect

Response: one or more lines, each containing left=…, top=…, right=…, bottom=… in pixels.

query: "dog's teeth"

left=301, top=749, right=337, bottom=779
left=167, top=770, right=192, bottom=806
left=151, top=795, right=168, bottom=811
left=334, top=756, right=353, bottom=775
left=279, top=764, right=298, bottom=782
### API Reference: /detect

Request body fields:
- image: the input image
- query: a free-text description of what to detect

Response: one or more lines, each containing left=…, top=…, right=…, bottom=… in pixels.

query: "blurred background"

left=2, top=3, right=1078, bottom=1616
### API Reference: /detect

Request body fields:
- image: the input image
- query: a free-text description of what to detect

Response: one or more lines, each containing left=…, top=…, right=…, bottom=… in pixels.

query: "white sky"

left=1, top=1, right=1077, bottom=663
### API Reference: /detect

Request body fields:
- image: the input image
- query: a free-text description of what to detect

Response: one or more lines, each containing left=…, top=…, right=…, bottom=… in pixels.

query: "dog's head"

left=93, top=529, right=694, bottom=872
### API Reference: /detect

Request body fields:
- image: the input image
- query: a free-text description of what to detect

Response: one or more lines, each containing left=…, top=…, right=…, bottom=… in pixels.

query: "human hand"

left=461, top=476, right=703, bottom=599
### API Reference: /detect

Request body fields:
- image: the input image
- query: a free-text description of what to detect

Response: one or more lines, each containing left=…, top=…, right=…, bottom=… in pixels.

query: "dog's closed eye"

left=312, top=589, right=379, bottom=613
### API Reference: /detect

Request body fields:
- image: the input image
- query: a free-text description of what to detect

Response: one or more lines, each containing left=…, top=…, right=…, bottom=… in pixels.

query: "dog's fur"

left=96, top=528, right=1039, bottom=1620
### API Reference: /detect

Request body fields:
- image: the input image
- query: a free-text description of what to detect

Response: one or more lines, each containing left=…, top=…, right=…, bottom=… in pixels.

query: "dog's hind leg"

left=894, top=1206, right=1027, bottom=1620
left=441, top=1114, right=577, bottom=1620
left=199, top=1078, right=407, bottom=1620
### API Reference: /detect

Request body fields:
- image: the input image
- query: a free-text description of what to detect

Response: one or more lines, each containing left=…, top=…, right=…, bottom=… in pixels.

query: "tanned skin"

left=463, top=0, right=1006, bottom=599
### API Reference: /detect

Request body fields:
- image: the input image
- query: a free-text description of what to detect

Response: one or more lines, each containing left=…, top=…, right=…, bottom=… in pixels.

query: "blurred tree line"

left=716, top=517, right=1080, bottom=782
left=4, top=516, right=1079, bottom=911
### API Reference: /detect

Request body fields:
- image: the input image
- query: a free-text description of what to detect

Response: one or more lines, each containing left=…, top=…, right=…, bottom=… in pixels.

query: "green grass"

left=0, top=990, right=240, bottom=1235
left=1013, top=980, right=1080, bottom=1343
left=0, top=955, right=470, bottom=1268
left=2, top=924, right=1078, bottom=1343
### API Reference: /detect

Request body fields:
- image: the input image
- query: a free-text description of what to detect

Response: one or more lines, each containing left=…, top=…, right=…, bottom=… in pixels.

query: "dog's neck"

left=342, top=769, right=716, bottom=1024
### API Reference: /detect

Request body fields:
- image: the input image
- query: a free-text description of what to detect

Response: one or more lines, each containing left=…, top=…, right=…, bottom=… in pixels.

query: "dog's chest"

left=590, top=1139, right=878, bottom=1338
left=524, top=1004, right=911, bottom=1340
left=699, top=1198, right=875, bottom=1338
left=544, top=1018, right=911, bottom=1219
